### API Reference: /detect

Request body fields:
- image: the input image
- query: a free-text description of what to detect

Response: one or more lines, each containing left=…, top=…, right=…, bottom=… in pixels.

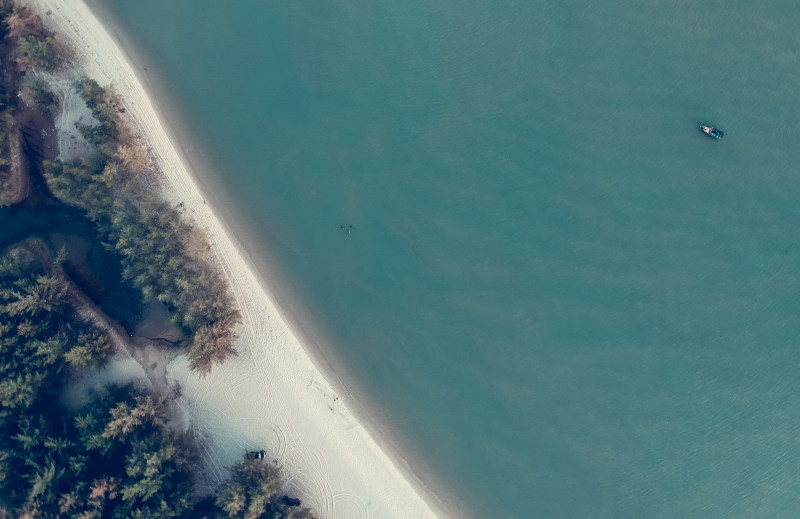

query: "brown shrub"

left=5, top=6, right=44, bottom=39
left=185, top=226, right=210, bottom=259
left=116, top=142, right=149, bottom=172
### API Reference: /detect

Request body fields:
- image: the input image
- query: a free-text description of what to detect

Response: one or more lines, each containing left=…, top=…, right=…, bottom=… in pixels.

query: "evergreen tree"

left=215, top=456, right=315, bottom=519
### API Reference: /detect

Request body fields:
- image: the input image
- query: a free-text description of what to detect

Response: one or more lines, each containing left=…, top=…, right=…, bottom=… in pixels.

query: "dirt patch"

left=16, top=103, right=58, bottom=162
left=2, top=126, right=29, bottom=205
left=134, top=299, right=184, bottom=343
left=127, top=337, right=181, bottom=395
left=44, top=72, right=96, bottom=161
left=3, top=103, right=59, bottom=206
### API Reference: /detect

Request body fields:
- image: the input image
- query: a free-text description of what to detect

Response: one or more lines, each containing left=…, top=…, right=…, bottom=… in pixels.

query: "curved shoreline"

left=25, top=1, right=456, bottom=517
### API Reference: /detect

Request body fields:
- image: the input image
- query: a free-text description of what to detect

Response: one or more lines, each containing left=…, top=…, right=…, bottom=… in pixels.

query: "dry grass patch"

left=185, top=226, right=211, bottom=259
left=117, top=141, right=150, bottom=172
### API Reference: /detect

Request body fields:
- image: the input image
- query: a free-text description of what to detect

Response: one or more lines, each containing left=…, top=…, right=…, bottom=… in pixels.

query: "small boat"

left=700, top=125, right=724, bottom=139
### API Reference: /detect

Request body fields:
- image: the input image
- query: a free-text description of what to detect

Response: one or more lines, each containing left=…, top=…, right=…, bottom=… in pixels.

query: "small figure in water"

left=339, top=224, right=353, bottom=235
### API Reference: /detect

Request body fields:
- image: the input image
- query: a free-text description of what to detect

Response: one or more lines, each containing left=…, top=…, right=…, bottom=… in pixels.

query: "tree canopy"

left=0, top=246, right=315, bottom=519
left=44, top=77, right=242, bottom=375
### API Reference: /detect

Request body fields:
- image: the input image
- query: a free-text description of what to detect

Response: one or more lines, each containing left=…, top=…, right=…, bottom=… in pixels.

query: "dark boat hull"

left=700, top=125, right=724, bottom=139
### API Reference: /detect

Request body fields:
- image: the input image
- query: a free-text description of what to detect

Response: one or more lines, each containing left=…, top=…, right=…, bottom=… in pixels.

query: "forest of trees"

left=0, top=244, right=312, bottom=518
left=2, top=0, right=68, bottom=71
left=0, top=244, right=186, bottom=517
left=44, top=76, right=242, bottom=375
left=0, top=3, right=315, bottom=518
left=1, top=0, right=241, bottom=373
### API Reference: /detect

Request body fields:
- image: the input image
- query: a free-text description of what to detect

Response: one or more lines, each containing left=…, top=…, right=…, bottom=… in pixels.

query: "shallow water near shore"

left=96, top=1, right=800, bottom=517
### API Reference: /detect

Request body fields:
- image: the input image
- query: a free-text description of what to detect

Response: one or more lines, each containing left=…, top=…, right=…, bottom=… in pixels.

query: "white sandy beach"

left=24, top=1, right=447, bottom=518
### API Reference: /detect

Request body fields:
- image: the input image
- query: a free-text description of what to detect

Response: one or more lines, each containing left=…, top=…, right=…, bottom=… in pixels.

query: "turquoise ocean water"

left=97, top=1, right=800, bottom=517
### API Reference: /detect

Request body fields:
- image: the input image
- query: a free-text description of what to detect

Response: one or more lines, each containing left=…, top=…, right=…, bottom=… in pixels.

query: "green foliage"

left=216, top=456, right=315, bottom=519
left=0, top=332, right=312, bottom=518
left=0, top=252, right=111, bottom=418
left=21, top=75, right=57, bottom=116
left=76, top=76, right=121, bottom=151
left=44, top=79, right=241, bottom=375
left=3, top=271, right=70, bottom=317
left=0, top=366, right=198, bottom=517
left=118, top=434, right=194, bottom=517
left=3, top=5, right=69, bottom=71
left=64, top=330, right=113, bottom=369
left=17, top=34, right=63, bottom=70
left=103, top=393, right=167, bottom=440
left=187, top=316, right=239, bottom=374
left=46, top=152, right=241, bottom=373
left=216, top=458, right=279, bottom=518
